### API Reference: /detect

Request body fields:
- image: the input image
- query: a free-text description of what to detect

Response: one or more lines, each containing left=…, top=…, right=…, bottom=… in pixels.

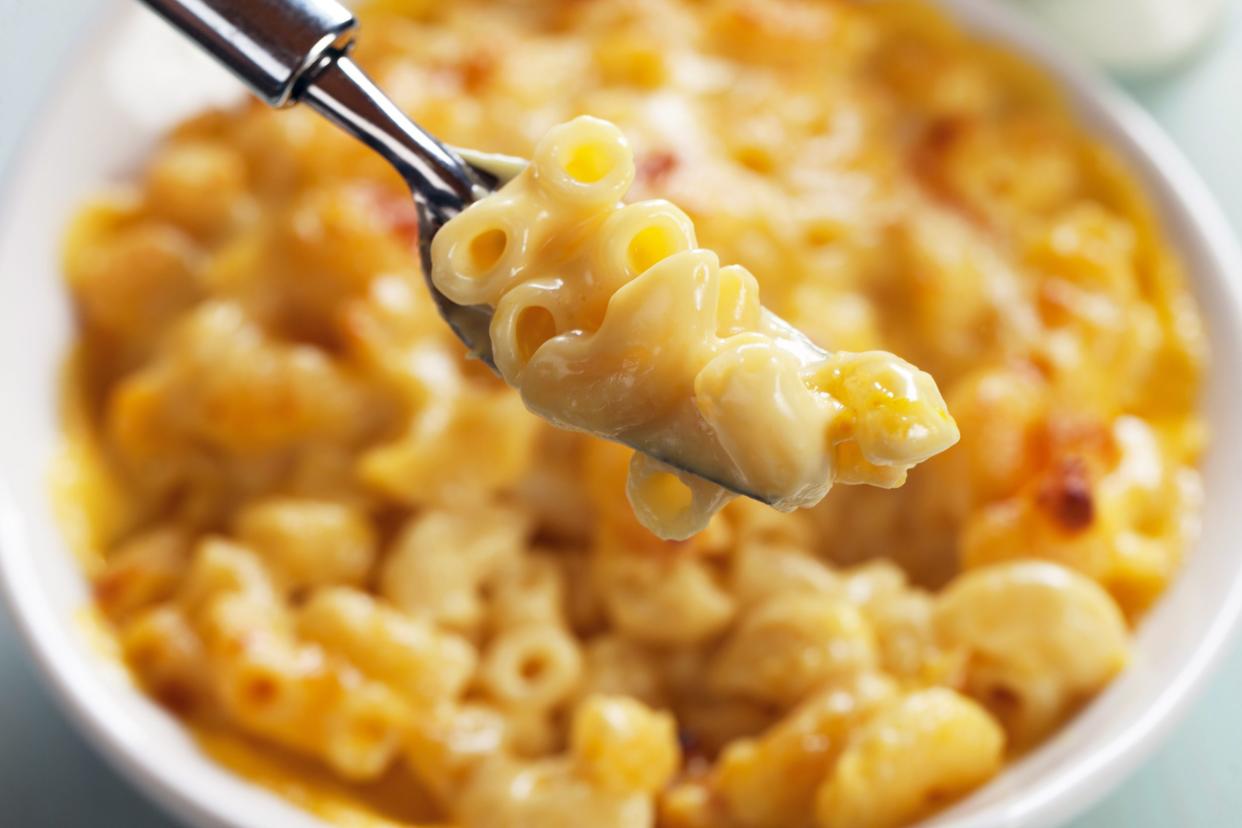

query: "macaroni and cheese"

left=432, top=115, right=959, bottom=539
left=57, top=0, right=1205, bottom=826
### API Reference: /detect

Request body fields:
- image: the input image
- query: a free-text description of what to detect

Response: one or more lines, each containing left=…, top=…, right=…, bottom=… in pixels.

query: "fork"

left=138, top=0, right=781, bottom=502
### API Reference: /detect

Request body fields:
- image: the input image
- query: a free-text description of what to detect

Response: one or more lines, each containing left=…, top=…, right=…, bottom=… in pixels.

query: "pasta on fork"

left=432, top=116, right=960, bottom=539
left=58, top=0, right=1206, bottom=825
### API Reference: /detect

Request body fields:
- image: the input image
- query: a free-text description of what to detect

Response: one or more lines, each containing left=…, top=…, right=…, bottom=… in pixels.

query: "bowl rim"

left=3, top=1, right=1242, bottom=828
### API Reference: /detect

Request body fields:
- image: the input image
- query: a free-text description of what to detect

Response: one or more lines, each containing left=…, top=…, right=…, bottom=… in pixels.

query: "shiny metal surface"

left=136, top=0, right=357, bottom=106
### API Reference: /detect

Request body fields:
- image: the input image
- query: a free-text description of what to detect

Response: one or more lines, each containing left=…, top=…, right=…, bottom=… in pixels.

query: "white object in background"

left=1021, top=0, right=1228, bottom=74
left=109, top=9, right=246, bottom=131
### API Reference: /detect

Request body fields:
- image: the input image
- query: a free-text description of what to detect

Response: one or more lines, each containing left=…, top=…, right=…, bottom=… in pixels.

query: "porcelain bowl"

left=2, top=2, right=1242, bottom=826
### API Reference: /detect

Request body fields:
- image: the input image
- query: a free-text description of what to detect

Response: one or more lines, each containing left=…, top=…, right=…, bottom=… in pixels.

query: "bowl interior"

left=2, top=3, right=1241, bottom=828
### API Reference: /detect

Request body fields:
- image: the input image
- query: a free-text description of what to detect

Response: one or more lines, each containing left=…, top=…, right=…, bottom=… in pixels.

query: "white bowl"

left=2, top=2, right=1241, bottom=827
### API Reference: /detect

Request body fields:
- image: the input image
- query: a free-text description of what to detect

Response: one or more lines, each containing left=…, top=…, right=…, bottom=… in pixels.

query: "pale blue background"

left=1, top=1, right=1240, bottom=825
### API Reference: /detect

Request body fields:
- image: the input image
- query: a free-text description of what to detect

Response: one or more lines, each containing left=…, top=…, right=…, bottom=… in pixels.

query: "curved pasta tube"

left=934, top=560, right=1128, bottom=745
left=814, top=688, right=1004, bottom=828
left=430, top=191, right=541, bottom=308
left=531, top=116, right=636, bottom=209
left=521, top=249, right=726, bottom=439
left=591, top=533, right=736, bottom=645
left=480, top=623, right=584, bottom=711
left=695, top=333, right=838, bottom=509
left=707, top=594, right=877, bottom=706
left=297, top=586, right=477, bottom=709
left=491, top=277, right=577, bottom=380
left=570, top=695, right=680, bottom=795
left=625, top=453, right=735, bottom=541
left=810, top=351, right=960, bottom=468
left=716, top=673, right=897, bottom=828
left=594, top=199, right=698, bottom=285
left=430, top=115, right=959, bottom=540
left=488, top=199, right=698, bottom=379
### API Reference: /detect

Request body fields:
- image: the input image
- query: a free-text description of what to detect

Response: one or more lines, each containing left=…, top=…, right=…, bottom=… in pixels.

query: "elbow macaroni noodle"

left=431, top=116, right=960, bottom=540
left=56, top=0, right=1205, bottom=826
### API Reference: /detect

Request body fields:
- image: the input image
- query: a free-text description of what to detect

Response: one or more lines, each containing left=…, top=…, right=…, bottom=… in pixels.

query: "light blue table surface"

left=2, top=1, right=1240, bottom=825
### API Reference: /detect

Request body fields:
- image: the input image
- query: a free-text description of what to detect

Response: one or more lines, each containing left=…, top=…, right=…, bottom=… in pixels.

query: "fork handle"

left=136, top=0, right=481, bottom=210
left=136, top=0, right=357, bottom=107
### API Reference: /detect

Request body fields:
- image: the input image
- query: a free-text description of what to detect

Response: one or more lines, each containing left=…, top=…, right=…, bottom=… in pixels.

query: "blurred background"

left=1, top=0, right=1240, bottom=825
